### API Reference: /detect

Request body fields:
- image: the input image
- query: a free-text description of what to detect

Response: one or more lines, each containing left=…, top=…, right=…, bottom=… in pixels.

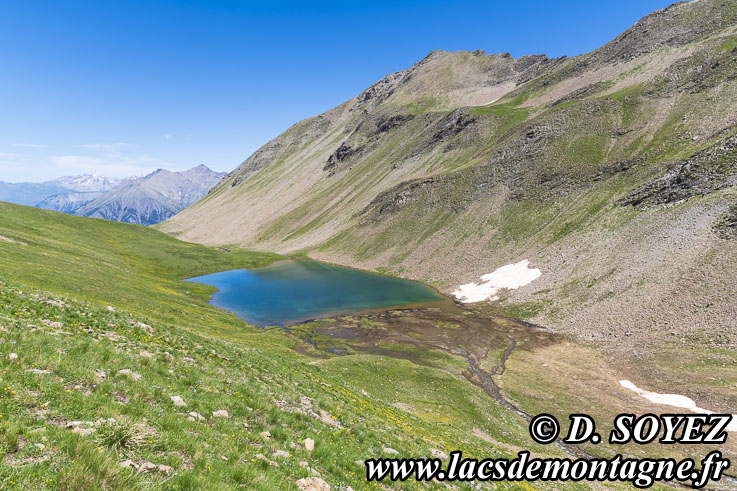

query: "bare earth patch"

left=0, top=235, right=27, bottom=245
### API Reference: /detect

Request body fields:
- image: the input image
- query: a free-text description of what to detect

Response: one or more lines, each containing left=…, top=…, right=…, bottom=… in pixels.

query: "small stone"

left=106, top=306, right=115, bottom=312
left=299, top=460, right=309, bottom=468
left=260, top=431, right=271, bottom=440
left=296, top=477, right=330, bottom=491
left=94, top=369, right=106, bottom=379
left=382, top=445, right=399, bottom=455
left=188, top=411, right=205, bottom=421
left=170, top=396, right=186, bottom=407
left=120, top=459, right=138, bottom=469
left=34, top=443, right=46, bottom=450
left=8, top=353, right=18, bottom=360
left=305, top=438, right=315, bottom=451
left=66, top=421, right=89, bottom=428
left=138, top=462, right=157, bottom=473
left=255, top=454, right=278, bottom=467
left=361, top=390, right=368, bottom=396
left=72, top=427, right=93, bottom=437
left=242, top=421, right=249, bottom=428
left=429, top=448, right=448, bottom=460
left=134, top=322, right=154, bottom=335
left=27, top=369, right=50, bottom=375
left=45, top=299, right=66, bottom=308
left=158, top=464, right=173, bottom=474
left=272, top=450, right=290, bottom=458
left=139, top=350, right=152, bottom=359
left=212, top=409, right=230, bottom=418
left=102, top=331, right=124, bottom=342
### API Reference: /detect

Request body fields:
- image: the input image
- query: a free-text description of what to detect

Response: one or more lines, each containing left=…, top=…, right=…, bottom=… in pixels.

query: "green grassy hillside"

left=0, top=203, right=575, bottom=490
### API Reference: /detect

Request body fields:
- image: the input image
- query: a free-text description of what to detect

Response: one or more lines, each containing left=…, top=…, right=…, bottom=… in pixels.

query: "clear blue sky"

left=0, top=0, right=674, bottom=182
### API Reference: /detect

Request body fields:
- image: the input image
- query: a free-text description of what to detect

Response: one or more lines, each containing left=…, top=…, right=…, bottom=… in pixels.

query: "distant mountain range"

left=74, top=165, right=226, bottom=225
left=0, top=174, right=120, bottom=208
left=1, top=166, right=225, bottom=225
left=36, top=191, right=107, bottom=214
left=0, top=181, right=74, bottom=207
left=53, top=174, right=121, bottom=193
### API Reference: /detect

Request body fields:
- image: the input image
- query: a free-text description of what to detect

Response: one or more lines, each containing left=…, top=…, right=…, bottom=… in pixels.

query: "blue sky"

left=0, top=0, right=674, bottom=182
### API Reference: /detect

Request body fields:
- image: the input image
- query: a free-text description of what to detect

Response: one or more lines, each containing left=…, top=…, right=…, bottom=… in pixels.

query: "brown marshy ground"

left=287, top=304, right=737, bottom=486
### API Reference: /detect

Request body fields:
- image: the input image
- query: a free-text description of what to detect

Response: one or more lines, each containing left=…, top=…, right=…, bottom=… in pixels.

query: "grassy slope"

left=0, top=202, right=282, bottom=346
left=0, top=203, right=574, bottom=490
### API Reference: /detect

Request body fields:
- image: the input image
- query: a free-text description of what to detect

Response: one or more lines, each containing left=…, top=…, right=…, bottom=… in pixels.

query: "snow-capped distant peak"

left=53, top=174, right=121, bottom=192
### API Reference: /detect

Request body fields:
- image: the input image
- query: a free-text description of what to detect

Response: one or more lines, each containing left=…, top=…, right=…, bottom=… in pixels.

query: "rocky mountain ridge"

left=3, top=166, right=224, bottom=225
left=75, top=165, right=226, bottom=225
left=160, top=0, right=737, bottom=352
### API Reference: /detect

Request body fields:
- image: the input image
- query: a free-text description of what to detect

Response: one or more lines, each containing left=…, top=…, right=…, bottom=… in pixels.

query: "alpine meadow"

left=1, top=0, right=737, bottom=489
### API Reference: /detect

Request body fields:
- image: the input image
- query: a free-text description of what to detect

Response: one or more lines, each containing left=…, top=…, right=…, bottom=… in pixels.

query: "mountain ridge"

left=52, top=174, right=121, bottom=192
left=158, top=0, right=737, bottom=353
left=2, top=166, right=225, bottom=225
left=75, top=165, right=226, bottom=225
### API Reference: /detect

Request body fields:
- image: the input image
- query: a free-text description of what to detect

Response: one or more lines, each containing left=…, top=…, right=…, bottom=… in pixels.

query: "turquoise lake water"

left=186, top=259, right=445, bottom=326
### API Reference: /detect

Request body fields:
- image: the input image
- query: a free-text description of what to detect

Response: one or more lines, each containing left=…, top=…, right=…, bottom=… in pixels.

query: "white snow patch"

left=452, top=260, right=542, bottom=303
left=620, top=380, right=737, bottom=432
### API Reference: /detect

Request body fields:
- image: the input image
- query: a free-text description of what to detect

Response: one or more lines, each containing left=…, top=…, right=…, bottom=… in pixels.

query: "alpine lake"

left=186, top=258, right=447, bottom=326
